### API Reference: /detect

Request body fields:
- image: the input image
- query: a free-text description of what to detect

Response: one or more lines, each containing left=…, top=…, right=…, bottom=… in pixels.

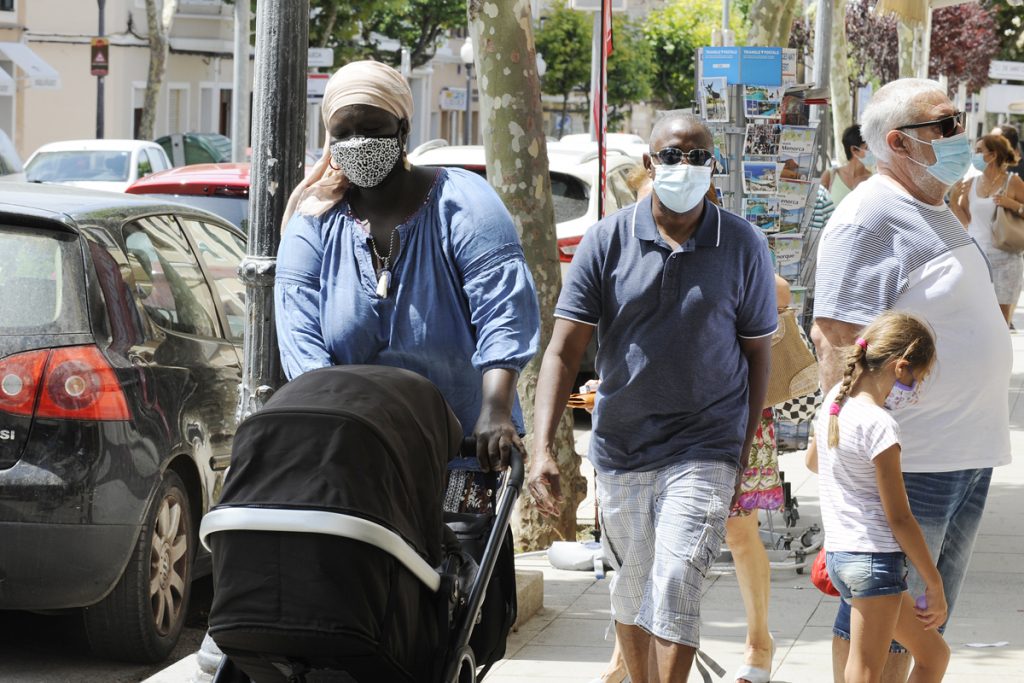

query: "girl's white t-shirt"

left=817, top=384, right=902, bottom=553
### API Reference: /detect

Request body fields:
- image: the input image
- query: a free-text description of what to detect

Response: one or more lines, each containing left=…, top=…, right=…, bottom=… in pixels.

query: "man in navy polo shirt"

left=530, top=113, right=776, bottom=682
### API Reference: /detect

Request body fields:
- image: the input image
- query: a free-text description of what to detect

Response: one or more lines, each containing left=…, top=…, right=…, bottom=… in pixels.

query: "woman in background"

left=821, top=124, right=873, bottom=207
left=950, top=134, right=1024, bottom=326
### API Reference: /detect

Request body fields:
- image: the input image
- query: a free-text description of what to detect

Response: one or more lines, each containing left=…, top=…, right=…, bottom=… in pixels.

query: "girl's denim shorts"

left=826, top=551, right=908, bottom=603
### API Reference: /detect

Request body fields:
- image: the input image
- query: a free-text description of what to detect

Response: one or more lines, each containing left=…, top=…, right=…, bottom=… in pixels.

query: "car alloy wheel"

left=150, top=486, right=190, bottom=637
left=83, top=470, right=195, bottom=663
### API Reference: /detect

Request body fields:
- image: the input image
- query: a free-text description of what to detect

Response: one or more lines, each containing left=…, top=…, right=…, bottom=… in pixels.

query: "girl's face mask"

left=883, top=372, right=925, bottom=411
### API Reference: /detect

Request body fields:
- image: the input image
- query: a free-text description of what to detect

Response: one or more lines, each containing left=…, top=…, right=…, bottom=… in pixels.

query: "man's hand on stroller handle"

left=527, top=449, right=563, bottom=518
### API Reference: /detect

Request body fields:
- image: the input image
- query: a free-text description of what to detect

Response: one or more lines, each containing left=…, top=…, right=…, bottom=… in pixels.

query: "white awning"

left=0, top=66, right=14, bottom=97
left=0, top=42, right=60, bottom=89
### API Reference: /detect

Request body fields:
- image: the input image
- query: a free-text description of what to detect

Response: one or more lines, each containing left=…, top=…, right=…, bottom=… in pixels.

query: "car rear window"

left=140, top=194, right=249, bottom=232
left=26, top=150, right=132, bottom=183
left=0, top=227, right=89, bottom=335
left=550, top=172, right=589, bottom=223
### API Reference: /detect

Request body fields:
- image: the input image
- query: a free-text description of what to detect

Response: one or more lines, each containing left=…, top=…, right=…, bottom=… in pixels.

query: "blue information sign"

left=739, top=47, right=783, bottom=86
left=700, top=47, right=741, bottom=84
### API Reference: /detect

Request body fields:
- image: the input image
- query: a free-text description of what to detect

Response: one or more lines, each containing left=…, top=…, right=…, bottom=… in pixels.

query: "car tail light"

left=0, top=350, right=49, bottom=416
left=557, top=236, right=582, bottom=263
left=34, top=347, right=130, bottom=421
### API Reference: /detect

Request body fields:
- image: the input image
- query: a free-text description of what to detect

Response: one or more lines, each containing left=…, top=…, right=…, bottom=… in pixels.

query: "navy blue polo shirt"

left=556, top=195, right=777, bottom=474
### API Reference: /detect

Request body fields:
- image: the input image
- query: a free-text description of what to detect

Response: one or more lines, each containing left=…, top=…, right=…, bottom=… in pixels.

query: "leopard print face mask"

left=330, top=135, right=403, bottom=188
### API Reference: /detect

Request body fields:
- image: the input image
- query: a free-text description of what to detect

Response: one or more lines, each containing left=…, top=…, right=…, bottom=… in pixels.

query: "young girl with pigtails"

left=812, top=310, right=950, bottom=683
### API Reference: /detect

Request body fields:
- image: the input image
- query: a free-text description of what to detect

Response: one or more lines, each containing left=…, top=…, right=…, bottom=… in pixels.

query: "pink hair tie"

left=829, top=402, right=841, bottom=416
left=855, top=337, right=868, bottom=350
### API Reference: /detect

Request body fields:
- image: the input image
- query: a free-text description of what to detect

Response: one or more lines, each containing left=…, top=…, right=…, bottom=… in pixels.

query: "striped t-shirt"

left=813, top=175, right=1012, bottom=473
left=816, top=384, right=902, bottom=552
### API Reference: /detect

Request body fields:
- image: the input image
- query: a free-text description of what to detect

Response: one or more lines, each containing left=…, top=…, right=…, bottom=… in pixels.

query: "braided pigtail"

left=828, top=339, right=866, bottom=449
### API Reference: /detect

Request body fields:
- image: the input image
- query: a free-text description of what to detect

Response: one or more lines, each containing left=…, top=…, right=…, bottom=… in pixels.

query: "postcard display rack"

left=696, top=46, right=825, bottom=328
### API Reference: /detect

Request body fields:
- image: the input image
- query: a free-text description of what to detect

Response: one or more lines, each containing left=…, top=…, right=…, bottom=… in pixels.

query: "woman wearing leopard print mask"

left=276, top=60, right=540, bottom=472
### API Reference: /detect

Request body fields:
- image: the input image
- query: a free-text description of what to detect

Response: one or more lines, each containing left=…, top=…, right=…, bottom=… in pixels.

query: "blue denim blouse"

left=275, top=167, right=540, bottom=434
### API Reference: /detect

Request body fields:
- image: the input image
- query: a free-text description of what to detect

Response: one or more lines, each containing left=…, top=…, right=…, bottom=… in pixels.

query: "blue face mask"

left=904, top=131, right=971, bottom=186
left=971, top=152, right=987, bottom=172
left=862, top=150, right=876, bottom=170
left=652, top=164, right=712, bottom=214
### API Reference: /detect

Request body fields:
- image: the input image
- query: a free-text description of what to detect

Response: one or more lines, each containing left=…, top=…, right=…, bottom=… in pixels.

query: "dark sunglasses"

left=896, top=111, right=964, bottom=138
left=651, top=147, right=716, bottom=168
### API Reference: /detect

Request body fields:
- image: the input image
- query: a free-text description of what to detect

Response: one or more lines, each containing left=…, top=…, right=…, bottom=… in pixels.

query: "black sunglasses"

left=651, top=147, right=716, bottom=168
left=896, top=111, right=964, bottom=138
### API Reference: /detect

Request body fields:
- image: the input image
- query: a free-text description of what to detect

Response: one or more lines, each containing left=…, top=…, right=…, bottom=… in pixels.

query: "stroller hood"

left=216, top=364, right=463, bottom=565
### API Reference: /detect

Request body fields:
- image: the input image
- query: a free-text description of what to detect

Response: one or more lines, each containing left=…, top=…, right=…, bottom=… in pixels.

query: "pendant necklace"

left=368, top=225, right=400, bottom=298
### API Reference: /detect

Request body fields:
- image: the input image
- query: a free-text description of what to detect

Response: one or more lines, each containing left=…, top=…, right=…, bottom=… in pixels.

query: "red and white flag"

left=593, top=0, right=614, bottom=218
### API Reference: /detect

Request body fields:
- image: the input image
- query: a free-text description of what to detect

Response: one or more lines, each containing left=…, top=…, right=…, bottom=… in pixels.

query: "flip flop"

left=734, top=633, right=774, bottom=683
left=734, top=664, right=770, bottom=683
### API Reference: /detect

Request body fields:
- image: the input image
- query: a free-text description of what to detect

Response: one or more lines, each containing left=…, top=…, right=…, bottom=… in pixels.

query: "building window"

left=0, top=0, right=14, bottom=11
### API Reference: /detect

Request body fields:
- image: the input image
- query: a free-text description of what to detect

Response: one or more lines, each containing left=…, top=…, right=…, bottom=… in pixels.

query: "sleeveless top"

left=828, top=168, right=853, bottom=206
left=966, top=176, right=999, bottom=254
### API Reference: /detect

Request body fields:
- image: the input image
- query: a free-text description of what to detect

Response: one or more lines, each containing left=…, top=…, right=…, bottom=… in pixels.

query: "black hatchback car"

left=0, top=183, right=247, bottom=663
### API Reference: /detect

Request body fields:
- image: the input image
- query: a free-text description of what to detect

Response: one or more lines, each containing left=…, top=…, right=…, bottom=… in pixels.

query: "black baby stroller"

left=199, top=365, right=522, bottom=683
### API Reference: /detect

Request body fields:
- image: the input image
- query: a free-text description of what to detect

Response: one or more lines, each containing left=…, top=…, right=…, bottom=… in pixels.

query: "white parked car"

left=0, top=128, right=24, bottom=178
left=408, top=140, right=640, bottom=272
left=554, top=132, right=650, bottom=164
left=24, top=139, right=171, bottom=193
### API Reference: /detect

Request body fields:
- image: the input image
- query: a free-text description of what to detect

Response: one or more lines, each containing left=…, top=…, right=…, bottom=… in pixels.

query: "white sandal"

left=734, top=664, right=770, bottom=683
left=734, top=633, right=774, bottom=683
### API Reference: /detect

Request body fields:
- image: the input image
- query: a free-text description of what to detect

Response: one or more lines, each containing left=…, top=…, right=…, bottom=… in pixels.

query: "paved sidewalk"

left=484, top=333, right=1024, bottom=682
left=149, top=330, right=1024, bottom=683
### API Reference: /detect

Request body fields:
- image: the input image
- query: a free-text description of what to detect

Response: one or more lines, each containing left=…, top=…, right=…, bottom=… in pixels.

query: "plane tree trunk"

left=468, top=0, right=587, bottom=549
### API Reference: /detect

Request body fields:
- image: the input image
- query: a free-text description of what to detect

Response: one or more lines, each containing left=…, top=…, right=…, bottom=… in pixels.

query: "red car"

left=126, top=163, right=251, bottom=231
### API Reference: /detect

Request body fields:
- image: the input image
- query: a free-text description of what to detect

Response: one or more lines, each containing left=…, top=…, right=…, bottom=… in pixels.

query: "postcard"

left=790, top=286, right=808, bottom=316
left=744, top=122, right=781, bottom=158
left=743, top=161, right=780, bottom=195
left=782, top=48, right=798, bottom=88
left=699, top=77, right=729, bottom=123
left=744, top=85, right=784, bottom=119
left=771, top=234, right=803, bottom=266
left=712, top=127, right=729, bottom=176
left=743, top=196, right=781, bottom=233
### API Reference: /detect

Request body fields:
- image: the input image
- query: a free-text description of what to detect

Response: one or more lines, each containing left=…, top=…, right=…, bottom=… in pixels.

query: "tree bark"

left=140, top=0, right=177, bottom=140
left=468, top=0, right=587, bottom=550
left=830, top=0, right=853, bottom=161
left=747, top=0, right=796, bottom=47
left=897, top=20, right=916, bottom=78
left=320, top=2, right=338, bottom=49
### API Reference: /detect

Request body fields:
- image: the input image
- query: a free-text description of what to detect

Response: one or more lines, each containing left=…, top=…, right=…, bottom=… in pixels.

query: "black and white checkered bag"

left=773, top=321, right=821, bottom=424
left=774, top=388, right=821, bottom=424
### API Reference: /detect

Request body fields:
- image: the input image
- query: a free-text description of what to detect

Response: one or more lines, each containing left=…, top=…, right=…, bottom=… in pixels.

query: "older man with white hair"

left=811, top=79, right=1012, bottom=682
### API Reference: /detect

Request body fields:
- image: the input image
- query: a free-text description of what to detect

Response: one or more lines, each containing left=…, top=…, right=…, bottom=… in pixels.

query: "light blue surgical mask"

left=652, top=163, right=712, bottom=214
left=862, top=150, right=876, bottom=170
left=971, top=152, right=987, bottom=172
left=903, top=131, right=972, bottom=186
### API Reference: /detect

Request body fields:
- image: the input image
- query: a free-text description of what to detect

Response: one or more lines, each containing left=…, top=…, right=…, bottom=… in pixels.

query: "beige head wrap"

left=284, top=60, right=415, bottom=223
left=321, top=60, right=414, bottom=129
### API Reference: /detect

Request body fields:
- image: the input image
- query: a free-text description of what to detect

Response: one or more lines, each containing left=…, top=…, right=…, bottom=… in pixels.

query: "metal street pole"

left=237, top=0, right=308, bottom=421
left=230, top=0, right=251, bottom=162
left=464, top=65, right=472, bottom=145
left=96, top=0, right=105, bottom=139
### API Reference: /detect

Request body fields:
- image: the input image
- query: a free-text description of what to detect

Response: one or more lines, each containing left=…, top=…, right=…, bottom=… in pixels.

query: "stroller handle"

left=460, top=438, right=525, bottom=495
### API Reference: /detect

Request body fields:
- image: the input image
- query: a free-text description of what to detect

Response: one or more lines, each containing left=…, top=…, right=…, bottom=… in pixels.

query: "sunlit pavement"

left=147, top=319, right=1024, bottom=683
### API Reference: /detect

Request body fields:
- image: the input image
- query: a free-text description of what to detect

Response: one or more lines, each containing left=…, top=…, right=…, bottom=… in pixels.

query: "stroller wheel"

left=454, top=647, right=476, bottom=683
